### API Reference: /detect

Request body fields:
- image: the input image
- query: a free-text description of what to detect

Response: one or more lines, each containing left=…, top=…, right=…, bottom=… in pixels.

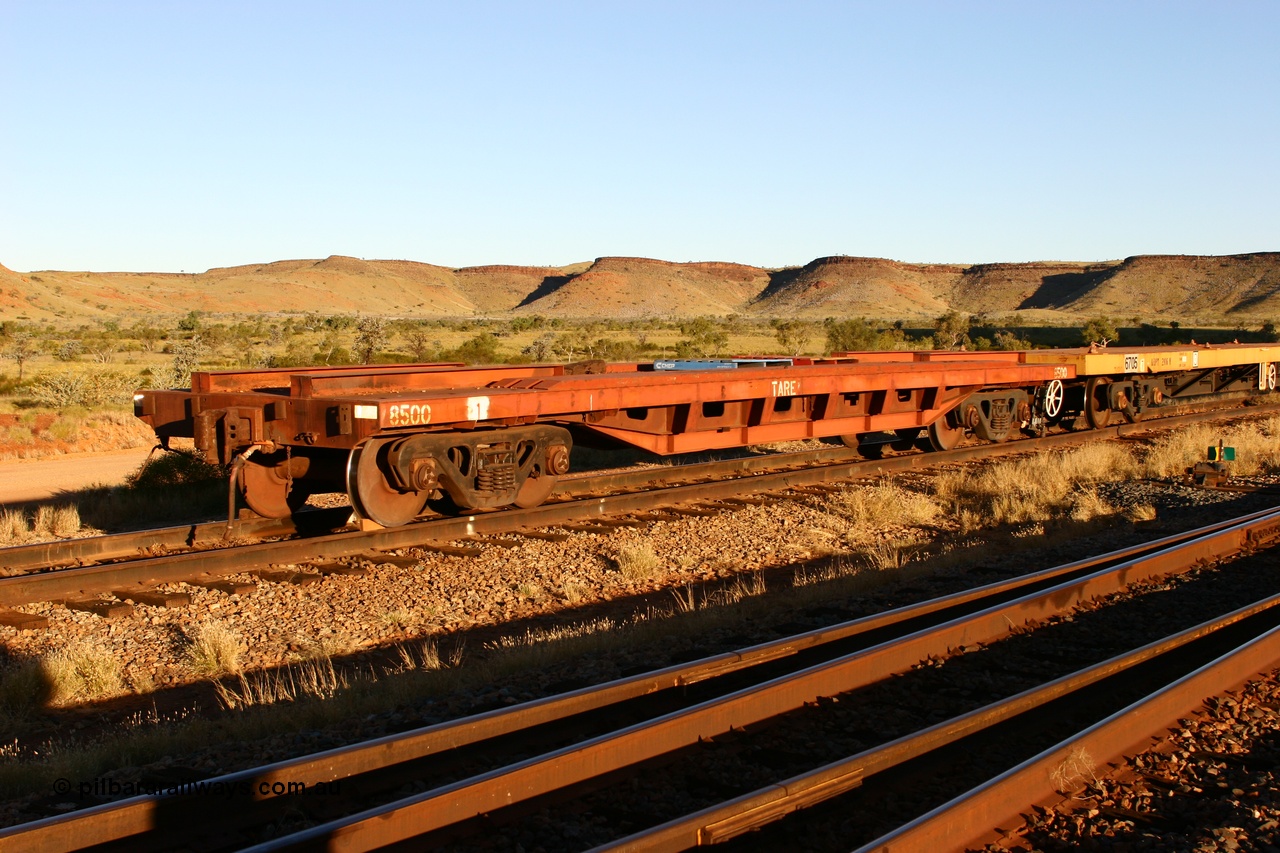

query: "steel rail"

left=3, top=401, right=1276, bottom=609
left=0, top=509, right=351, bottom=573
left=235, top=509, right=1280, bottom=852
left=856, top=623, right=1280, bottom=853
left=592, top=593, right=1280, bottom=851
left=0, top=447, right=866, bottom=574
left=5, top=509, right=1271, bottom=853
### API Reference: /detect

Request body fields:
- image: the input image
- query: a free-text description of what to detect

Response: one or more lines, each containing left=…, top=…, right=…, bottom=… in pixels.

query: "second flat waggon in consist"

left=133, top=343, right=1280, bottom=527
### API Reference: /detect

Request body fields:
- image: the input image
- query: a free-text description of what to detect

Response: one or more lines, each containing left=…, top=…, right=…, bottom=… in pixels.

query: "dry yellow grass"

left=934, top=443, right=1137, bottom=529
left=1142, top=416, right=1280, bottom=478
left=615, top=543, right=663, bottom=580
left=824, top=482, right=942, bottom=532
left=216, top=655, right=347, bottom=709
left=33, top=504, right=81, bottom=538
left=185, top=621, right=244, bottom=676
left=40, top=643, right=123, bottom=704
left=396, top=639, right=444, bottom=672
left=854, top=537, right=923, bottom=571
left=0, top=509, right=27, bottom=545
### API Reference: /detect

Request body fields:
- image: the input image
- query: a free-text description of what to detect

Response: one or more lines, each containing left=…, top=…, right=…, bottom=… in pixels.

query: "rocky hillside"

left=3, top=252, right=1278, bottom=324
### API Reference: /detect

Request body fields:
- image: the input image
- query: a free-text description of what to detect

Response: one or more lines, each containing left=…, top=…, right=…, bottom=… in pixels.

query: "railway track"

left=2, top=401, right=1277, bottom=629
left=851, top=627, right=1280, bottom=853
left=6, top=506, right=1279, bottom=851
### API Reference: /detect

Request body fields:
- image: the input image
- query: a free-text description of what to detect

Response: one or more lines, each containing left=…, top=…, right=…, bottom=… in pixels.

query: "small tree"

left=2, top=333, right=37, bottom=381
left=521, top=332, right=557, bottom=362
left=1082, top=317, right=1120, bottom=346
left=177, top=310, right=203, bottom=332
left=771, top=319, right=818, bottom=356
left=824, top=317, right=883, bottom=353
left=133, top=323, right=164, bottom=353
left=992, top=330, right=1032, bottom=350
left=675, top=317, right=729, bottom=357
left=449, top=333, right=501, bottom=364
left=932, top=311, right=971, bottom=350
left=403, top=329, right=437, bottom=362
left=353, top=317, right=388, bottom=364
left=55, top=340, right=83, bottom=362
left=169, top=336, right=207, bottom=388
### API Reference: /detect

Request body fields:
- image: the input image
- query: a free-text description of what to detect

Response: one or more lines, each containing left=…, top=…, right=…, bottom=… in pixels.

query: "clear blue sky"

left=2, top=1, right=1276, bottom=273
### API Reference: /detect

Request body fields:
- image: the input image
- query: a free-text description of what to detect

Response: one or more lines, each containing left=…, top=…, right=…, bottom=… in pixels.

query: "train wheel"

left=513, top=471, right=558, bottom=508
left=347, top=440, right=428, bottom=527
left=857, top=442, right=886, bottom=460
left=839, top=434, right=884, bottom=458
left=1085, top=378, right=1112, bottom=429
left=890, top=428, right=922, bottom=452
left=927, top=413, right=965, bottom=451
left=239, top=457, right=311, bottom=518
left=1266, top=363, right=1278, bottom=392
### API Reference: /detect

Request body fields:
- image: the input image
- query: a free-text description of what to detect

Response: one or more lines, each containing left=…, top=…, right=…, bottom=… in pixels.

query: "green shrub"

left=30, top=372, right=138, bottom=407
left=126, top=449, right=226, bottom=489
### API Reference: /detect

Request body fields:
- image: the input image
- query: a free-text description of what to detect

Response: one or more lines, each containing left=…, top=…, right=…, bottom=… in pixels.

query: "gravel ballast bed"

left=0, top=475, right=1276, bottom=835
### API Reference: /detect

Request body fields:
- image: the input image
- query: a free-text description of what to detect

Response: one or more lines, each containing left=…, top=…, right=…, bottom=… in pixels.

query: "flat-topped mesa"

left=802, top=255, right=965, bottom=274
left=952, top=262, right=1120, bottom=314
left=755, top=256, right=956, bottom=318
left=6, top=252, right=1280, bottom=323
left=508, top=256, right=770, bottom=317
left=584, top=256, right=767, bottom=277
left=1072, top=252, right=1280, bottom=317
left=961, top=261, right=1117, bottom=276
left=454, top=264, right=566, bottom=277
left=1117, top=251, right=1280, bottom=267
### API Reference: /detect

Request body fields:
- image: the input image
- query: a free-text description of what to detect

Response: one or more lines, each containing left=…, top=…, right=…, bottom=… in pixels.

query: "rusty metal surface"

left=857, top=623, right=1280, bottom=853
left=595, top=593, right=1280, bottom=852
left=0, top=509, right=350, bottom=573
left=236, top=510, right=1280, bottom=852
left=6, top=511, right=1267, bottom=853
left=141, top=357, right=1073, bottom=457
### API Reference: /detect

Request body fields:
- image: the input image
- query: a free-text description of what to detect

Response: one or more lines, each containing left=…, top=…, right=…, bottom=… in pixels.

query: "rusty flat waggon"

left=132, top=342, right=1280, bottom=528
left=134, top=353, right=1069, bottom=526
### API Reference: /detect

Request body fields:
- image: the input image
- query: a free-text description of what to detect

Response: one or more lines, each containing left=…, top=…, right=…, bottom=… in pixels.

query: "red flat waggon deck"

left=138, top=353, right=1070, bottom=456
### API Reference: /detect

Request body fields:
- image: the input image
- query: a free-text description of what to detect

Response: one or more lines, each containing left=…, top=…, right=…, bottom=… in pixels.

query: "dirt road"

left=0, top=447, right=155, bottom=505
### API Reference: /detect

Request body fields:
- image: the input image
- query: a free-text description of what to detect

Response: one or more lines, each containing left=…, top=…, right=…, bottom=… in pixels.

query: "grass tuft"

left=216, top=654, right=347, bottom=710
left=615, top=543, right=663, bottom=580
left=41, top=643, right=124, bottom=704
left=380, top=609, right=412, bottom=631
left=934, top=443, right=1137, bottom=528
left=854, top=537, right=922, bottom=571
left=396, top=640, right=444, bottom=672
left=125, top=448, right=226, bottom=489
left=185, top=620, right=244, bottom=676
left=824, top=482, right=942, bottom=531
left=1143, top=417, right=1280, bottom=478
left=0, top=509, right=29, bottom=545
left=33, top=504, right=81, bottom=538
